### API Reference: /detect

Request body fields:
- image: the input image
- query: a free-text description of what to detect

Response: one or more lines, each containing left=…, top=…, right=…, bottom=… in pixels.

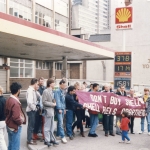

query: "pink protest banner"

left=76, top=91, right=145, bottom=117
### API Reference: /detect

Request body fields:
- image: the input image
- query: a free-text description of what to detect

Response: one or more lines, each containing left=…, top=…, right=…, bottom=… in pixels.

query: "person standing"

left=72, top=82, right=85, bottom=137
left=145, top=93, right=150, bottom=135
left=116, top=85, right=127, bottom=135
left=66, top=86, right=83, bottom=139
left=42, top=78, right=59, bottom=146
left=38, top=77, right=46, bottom=96
left=119, top=111, right=131, bottom=144
left=128, top=88, right=135, bottom=134
left=26, top=78, right=39, bottom=145
left=139, top=88, right=150, bottom=134
left=102, top=84, right=115, bottom=137
left=88, top=83, right=99, bottom=137
left=5, top=82, right=26, bottom=150
left=55, top=80, right=67, bottom=144
left=33, top=84, right=44, bottom=141
left=0, top=86, right=7, bottom=150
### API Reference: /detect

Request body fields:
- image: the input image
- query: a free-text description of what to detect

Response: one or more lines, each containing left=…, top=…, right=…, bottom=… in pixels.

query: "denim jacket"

left=54, top=88, right=66, bottom=110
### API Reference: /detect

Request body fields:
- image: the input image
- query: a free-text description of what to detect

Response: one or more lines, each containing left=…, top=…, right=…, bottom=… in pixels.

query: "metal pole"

left=122, top=30, right=126, bottom=51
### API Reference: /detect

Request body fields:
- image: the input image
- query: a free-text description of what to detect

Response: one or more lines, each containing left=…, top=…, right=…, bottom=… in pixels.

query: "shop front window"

left=10, top=58, right=34, bottom=78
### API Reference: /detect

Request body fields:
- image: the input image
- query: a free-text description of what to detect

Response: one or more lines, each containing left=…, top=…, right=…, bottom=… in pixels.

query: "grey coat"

left=42, top=88, right=55, bottom=117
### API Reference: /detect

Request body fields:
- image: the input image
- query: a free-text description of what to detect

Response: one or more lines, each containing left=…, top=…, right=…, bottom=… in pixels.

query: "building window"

left=10, top=58, right=34, bottom=78
left=9, top=0, right=32, bottom=21
left=36, top=61, right=51, bottom=70
left=55, top=63, right=62, bottom=71
left=55, top=19, right=68, bottom=33
left=55, top=0, right=68, bottom=17
left=35, top=4, right=53, bottom=28
left=0, top=0, right=6, bottom=13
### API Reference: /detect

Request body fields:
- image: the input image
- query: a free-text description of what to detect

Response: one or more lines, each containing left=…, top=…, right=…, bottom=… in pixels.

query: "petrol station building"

left=0, top=0, right=114, bottom=93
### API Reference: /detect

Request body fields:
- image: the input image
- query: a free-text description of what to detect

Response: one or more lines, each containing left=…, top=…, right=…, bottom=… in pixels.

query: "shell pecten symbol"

left=116, top=8, right=131, bottom=22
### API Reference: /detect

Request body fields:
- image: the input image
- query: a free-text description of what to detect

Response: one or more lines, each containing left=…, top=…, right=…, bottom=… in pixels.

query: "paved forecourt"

left=28, top=118, right=150, bottom=150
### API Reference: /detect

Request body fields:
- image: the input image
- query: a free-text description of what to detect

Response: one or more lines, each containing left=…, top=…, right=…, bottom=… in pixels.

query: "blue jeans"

left=66, top=110, right=73, bottom=136
left=146, top=113, right=150, bottom=132
left=141, top=116, right=147, bottom=132
left=56, top=109, right=65, bottom=138
left=122, top=130, right=130, bottom=141
left=7, top=126, right=22, bottom=150
left=89, top=114, right=99, bottom=134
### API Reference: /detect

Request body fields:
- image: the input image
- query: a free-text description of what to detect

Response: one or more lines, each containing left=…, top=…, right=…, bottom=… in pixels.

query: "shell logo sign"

left=115, top=7, right=133, bottom=30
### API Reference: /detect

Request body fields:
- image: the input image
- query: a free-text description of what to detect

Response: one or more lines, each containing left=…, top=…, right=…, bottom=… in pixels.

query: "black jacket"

left=65, top=93, right=83, bottom=110
left=0, top=96, right=6, bottom=121
left=116, top=91, right=127, bottom=96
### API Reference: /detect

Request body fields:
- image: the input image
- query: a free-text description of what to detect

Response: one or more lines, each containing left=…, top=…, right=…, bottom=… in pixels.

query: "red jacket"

left=5, top=96, right=26, bottom=131
left=120, top=117, right=130, bottom=131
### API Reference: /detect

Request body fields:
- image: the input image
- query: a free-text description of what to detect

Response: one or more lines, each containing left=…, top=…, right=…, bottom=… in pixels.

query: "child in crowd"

left=119, top=111, right=131, bottom=144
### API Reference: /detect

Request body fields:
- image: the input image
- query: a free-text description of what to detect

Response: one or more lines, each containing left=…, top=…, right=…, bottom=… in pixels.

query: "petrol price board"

left=114, top=52, right=132, bottom=89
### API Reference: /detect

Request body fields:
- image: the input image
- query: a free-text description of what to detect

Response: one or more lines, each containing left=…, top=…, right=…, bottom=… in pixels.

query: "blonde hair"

left=0, top=86, right=4, bottom=94
left=74, top=82, right=80, bottom=89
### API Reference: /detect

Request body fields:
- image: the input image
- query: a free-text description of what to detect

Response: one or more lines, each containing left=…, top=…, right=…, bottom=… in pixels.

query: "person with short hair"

left=119, top=111, right=131, bottom=144
left=116, top=85, right=127, bottom=96
left=5, top=82, right=26, bottom=150
left=0, top=86, right=7, bottom=150
left=83, top=82, right=87, bottom=89
left=139, top=88, right=150, bottom=134
left=42, top=78, right=58, bottom=147
left=66, top=86, right=83, bottom=139
left=115, top=85, right=127, bottom=135
left=72, top=82, right=85, bottom=137
left=55, top=80, right=67, bottom=144
left=38, top=77, right=46, bottom=96
left=102, top=84, right=115, bottom=137
left=26, top=78, right=39, bottom=145
left=88, top=83, right=99, bottom=137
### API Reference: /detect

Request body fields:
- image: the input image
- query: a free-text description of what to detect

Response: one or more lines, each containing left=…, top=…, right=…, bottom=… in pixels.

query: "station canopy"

left=0, top=12, right=114, bottom=61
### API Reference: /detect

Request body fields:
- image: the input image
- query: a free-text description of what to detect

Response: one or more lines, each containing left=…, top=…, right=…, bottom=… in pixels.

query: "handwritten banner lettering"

left=76, top=91, right=145, bottom=117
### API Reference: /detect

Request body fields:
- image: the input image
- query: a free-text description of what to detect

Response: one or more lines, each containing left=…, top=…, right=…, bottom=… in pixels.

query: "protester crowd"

left=0, top=77, right=150, bottom=150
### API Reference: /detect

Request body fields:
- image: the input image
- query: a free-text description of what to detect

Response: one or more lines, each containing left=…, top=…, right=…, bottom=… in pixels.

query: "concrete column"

left=79, top=63, right=83, bottom=79
left=52, top=0, right=55, bottom=29
left=6, top=58, right=10, bottom=93
left=62, top=56, right=68, bottom=78
left=32, top=0, right=35, bottom=23
left=6, top=0, right=9, bottom=14
left=101, top=61, right=106, bottom=81
left=52, top=62, right=55, bottom=77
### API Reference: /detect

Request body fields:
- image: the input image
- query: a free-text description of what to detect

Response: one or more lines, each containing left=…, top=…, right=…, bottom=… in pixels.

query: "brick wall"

left=36, top=69, right=50, bottom=79
left=55, top=70, right=62, bottom=79
left=10, top=78, right=31, bottom=90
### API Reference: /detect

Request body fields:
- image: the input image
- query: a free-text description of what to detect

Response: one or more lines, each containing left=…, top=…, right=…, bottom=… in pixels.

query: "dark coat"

left=0, top=96, right=6, bottom=121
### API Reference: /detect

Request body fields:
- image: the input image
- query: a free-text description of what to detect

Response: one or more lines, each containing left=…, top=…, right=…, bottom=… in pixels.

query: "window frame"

left=10, top=59, right=34, bottom=78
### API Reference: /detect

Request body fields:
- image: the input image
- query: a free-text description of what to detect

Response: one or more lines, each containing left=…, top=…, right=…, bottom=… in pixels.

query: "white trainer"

left=119, top=141, right=125, bottom=143
left=61, top=137, right=67, bottom=144
left=126, top=141, right=131, bottom=144
left=148, top=132, right=150, bottom=136
left=139, top=131, right=143, bottom=134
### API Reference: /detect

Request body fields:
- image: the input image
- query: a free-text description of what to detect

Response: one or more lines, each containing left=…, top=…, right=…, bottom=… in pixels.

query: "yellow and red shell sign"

left=115, top=7, right=132, bottom=24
